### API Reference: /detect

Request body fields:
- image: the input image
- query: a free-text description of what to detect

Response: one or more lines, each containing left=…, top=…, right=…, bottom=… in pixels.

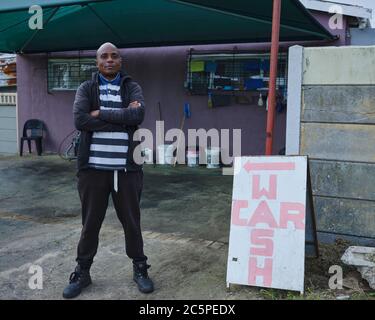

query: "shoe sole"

left=62, top=280, right=92, bottom=299
left=133, top=278, right=154, bottom=294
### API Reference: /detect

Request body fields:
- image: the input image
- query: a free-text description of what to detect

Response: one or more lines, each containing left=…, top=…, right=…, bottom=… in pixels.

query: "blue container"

left=244, top=78, right=264, bottom=90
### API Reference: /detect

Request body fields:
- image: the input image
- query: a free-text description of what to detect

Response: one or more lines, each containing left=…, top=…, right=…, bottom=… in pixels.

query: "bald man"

left=63, top=42, right=153, bottom=299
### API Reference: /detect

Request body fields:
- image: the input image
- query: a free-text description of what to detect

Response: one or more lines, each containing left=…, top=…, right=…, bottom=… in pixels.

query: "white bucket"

left=157, top=144, right=174, bottom=165
left=205, top=147, right=220, bottom=168
left=187, top=148, right=199, bottom=167
left=165, top=144, right=175, bottom=165
left=143, top=148, right=153, bottom=164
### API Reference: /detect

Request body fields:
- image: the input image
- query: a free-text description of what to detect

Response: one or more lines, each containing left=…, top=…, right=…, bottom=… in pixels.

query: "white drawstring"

left=114, top=170, right=118, bottom=193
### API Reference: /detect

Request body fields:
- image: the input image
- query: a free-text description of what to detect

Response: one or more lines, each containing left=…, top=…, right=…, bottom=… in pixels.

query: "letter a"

left=29, top=5, right=43, bottom=30
left=248, top=201, right=278, bottom=228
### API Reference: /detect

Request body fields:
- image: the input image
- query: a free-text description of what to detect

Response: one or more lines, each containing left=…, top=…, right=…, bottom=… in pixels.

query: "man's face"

left=96, top=45, right=122, bottom=78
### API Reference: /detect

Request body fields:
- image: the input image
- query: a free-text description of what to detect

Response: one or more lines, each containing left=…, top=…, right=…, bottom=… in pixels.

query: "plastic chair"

left=20, top=119, right=46, bottom=156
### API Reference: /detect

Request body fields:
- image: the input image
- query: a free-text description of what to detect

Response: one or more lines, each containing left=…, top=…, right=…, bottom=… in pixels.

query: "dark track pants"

left=75, top=169, right=147, bottom=269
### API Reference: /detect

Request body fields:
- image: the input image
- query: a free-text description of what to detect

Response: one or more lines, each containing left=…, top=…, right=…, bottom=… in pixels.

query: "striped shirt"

left=88, top=73, right=128, bottom=170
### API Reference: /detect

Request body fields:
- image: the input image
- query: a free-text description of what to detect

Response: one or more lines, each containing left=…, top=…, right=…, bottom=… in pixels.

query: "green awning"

left=0, top=0, right=334, bottom=53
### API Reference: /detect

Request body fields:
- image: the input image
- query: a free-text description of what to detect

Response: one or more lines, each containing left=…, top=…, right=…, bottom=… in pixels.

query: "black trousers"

left=76, top=168, right=147, bottom=269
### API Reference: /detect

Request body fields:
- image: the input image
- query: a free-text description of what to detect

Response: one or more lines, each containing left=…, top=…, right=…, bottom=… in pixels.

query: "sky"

left=320, top=0, right=375, bottom=27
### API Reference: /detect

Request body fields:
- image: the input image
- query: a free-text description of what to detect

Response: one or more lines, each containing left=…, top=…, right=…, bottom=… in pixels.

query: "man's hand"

left=90, top=110, right=100, bottom=118
left=90, top=101, right=140, bottom=118
left=129, top=101, right=141, bottom=108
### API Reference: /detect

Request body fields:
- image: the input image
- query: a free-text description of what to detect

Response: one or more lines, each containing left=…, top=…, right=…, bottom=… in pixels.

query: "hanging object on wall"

left=205, top=61, right=217, bottom=73
left=190, top=60, right=205, bottom=73
left=208, top=92, right=213, bottom=108
left=258, top=93, right=264, bottom=107
left=173, top=103, right=191, bottom=167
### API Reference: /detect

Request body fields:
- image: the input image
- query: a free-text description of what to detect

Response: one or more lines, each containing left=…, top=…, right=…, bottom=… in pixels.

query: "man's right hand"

left=90, top=110, right=100, bottom=118
left=129, top=101, right=141, bottom=108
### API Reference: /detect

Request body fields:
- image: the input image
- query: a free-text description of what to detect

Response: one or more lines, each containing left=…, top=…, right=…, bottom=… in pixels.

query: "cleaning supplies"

left=258, top=93, right=264, bottom=107
left=208, top=92, right=213, bottom=108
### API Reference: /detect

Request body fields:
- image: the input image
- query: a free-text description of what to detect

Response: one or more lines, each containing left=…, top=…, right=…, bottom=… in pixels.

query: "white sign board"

left=226, top=156, right=308, bottom=293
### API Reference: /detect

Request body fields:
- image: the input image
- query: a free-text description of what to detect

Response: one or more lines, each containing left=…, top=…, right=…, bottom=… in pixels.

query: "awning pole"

left=265, top=0, right=282, bottom=155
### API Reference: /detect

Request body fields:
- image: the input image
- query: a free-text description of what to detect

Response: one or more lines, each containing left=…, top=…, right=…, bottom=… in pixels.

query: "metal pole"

left=265, top=0, right=282, bottom=155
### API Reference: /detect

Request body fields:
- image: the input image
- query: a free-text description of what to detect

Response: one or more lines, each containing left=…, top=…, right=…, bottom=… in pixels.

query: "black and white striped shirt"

left=88, top=73, right=128, bottom=170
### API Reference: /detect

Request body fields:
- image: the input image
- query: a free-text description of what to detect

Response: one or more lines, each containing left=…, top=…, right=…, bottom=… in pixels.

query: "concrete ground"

left=0, top=155, right=373, bottom=300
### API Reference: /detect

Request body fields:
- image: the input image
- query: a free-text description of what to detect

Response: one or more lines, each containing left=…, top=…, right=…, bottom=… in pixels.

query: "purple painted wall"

left=17, top=54, right=78, bottom=155
left=310, top=10, right=349, bottom=45
left=17, top=45, right=287, bottom=158
left=16, top=11, right=348, bottom=158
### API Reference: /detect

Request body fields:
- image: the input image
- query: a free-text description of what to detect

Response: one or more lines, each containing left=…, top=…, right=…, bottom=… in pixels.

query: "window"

left=185, top=51, right=288, bottom=97
left=48, top=58, right=97, bottom=91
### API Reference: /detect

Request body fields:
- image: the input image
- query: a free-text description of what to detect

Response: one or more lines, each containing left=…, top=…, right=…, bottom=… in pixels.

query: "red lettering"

left=248, top=257, right=273, bottom=287
left=248, top=201, right=278, bottom=228
left=280, top=202, right=305, bottom=230
left=250, top=229, right=274, bottom=257
left=252, top=175, right=277, bottom=200
left=231, top=200, right=248, bottom=226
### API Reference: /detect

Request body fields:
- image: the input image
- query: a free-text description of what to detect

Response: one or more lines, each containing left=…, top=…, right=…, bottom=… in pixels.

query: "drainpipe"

left=265, top=0, right=282, bottom=155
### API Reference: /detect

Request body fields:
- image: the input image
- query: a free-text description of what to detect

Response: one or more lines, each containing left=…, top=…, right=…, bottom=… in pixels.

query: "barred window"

left=185, top=51, right=288, bottom=97
left=48, top=58, right=97, bottom=91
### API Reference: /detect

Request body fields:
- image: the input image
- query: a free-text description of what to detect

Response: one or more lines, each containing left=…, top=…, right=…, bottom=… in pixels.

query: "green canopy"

left=0, top=0, right=334, bottom=53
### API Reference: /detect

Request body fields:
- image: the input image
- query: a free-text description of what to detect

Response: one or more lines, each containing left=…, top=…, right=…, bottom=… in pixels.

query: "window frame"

left=185, top=51, right=288, bottom=97
left=47, top=57, right=97, bottom=92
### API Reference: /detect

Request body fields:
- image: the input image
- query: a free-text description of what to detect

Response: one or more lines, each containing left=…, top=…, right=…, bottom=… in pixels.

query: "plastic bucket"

left=205, top=147, right=220, bottom=169
left=165, top=144, right=175, bottom=165
left=143, top=148, right=153, bottom=164
left=157, top=144, right=174, bottom=165
left=187, top=148, right=199, bottom=167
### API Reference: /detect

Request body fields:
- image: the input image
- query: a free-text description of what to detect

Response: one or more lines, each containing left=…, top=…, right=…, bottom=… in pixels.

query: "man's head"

left=96, top=42, right=122, bottom=80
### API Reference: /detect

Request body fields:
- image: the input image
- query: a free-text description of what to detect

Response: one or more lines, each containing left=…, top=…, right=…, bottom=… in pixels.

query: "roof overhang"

left=0, top=0, right=335, bottom=53
left=299, top=0, right=372, bottom=20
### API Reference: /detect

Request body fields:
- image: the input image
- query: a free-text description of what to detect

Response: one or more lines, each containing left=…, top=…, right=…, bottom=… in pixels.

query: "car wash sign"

left=226, top=156, right=308, bottom=293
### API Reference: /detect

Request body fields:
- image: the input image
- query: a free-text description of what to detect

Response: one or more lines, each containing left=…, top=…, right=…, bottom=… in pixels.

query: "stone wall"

left=286, top=45, right=375, bottom=245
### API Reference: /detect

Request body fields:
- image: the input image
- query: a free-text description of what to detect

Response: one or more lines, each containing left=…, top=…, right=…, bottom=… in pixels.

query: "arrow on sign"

left=243, top=162, right=295, bottom=172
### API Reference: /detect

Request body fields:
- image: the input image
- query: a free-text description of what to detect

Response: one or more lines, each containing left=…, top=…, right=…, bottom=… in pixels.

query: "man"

left=63, top=42, right=153, bottom=299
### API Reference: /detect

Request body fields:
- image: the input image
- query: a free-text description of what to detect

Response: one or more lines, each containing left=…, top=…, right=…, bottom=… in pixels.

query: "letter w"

left=252, top=175, right=277, bottom=200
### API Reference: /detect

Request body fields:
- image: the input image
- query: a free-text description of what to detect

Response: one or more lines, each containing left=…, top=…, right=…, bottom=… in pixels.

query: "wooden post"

left=265, top=0, right=282, bottom=155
